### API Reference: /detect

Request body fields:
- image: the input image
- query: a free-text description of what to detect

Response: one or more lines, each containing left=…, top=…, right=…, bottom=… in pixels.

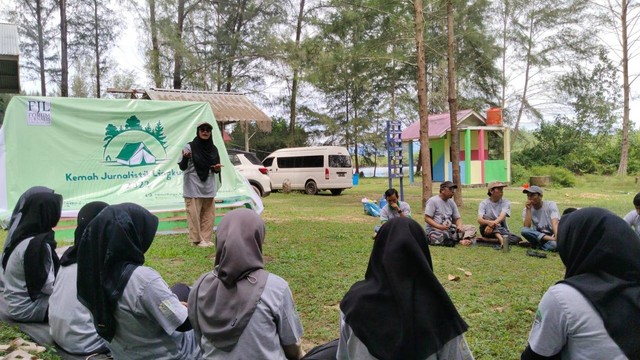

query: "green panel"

left=430, top=138, right=445, bottom=164
left=485, top=160, right=508, bottom=182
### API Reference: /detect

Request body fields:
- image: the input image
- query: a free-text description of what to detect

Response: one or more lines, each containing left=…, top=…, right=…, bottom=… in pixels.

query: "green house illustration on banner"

left=116, top=142, right=156, bottom=166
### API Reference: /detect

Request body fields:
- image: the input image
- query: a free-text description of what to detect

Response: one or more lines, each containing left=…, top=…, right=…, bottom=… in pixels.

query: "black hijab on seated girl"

left=2, top=189, right=62, bottom=301
left=557, top=208, right=640, bottom=359
left=340, top=217, right=468, bottom=360
left=190, top=123, right=220, bottom=182
left=188, top=208, right=268, bottom=351
left=59, top=201, right=108, bottom=266
left=76, top=203, right=158, bottom=341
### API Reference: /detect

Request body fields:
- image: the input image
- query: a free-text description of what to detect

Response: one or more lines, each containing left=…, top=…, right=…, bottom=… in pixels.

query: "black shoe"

left=527, top=250, right=547, bottom=258
left=493, top=245, right=502, bottom=250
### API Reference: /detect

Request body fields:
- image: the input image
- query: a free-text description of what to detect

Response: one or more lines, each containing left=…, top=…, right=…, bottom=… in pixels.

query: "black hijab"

left=59, top=201, right=109, bottom=266
left=190, top=124, right=220, bottom=182
left=76, top=203, right=158, bottom=342
left=558, top=207, right=640, bottom=359
left=340, top=217, right=468, bottom=360
left=2, top=190, right=62, bottom=301
left=4, top=186, right=53, bottom=252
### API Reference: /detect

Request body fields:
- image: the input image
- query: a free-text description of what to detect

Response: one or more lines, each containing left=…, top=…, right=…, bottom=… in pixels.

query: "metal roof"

left=145, top=88, right=272, bottom=132
left=0, top=23, right=19, bottom=56
left=401, top=109, right=490, bottom=141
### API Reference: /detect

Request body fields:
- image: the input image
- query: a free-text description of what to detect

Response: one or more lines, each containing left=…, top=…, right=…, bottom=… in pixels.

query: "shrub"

left=529, top=165, right=576, bottom=187
left=511, top=163, right=528, bottom=185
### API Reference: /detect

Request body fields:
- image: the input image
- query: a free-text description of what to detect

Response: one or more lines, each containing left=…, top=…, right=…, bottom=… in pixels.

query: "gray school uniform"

left=197, top=273, right=303, bottom=360
left=337, top=312, right=474, bottom=360
left=108, top=266, right=200, bottom=360
left=623, top=210, right=640, bottom=237
left=521, top=201, right=560, bottom=234
left=179, top=144, right=218, bottom=198
left=478, top=198, right=511, bottom=223
left=380, top=201, right=412, bottom=222
left=2, top=237, right=54, bottom=322
left=527, top=283, right=626, bottom=359
left=49, top=263, right=107, bottom=354
left=424, top=195, right=460, bottom=231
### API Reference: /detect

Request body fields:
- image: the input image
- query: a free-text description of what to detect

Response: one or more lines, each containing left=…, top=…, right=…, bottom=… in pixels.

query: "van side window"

left=263, top=157, right=274, bottom=167
left=278, top=156, right=323, bottom=168
left=329, top=155, right=352, bottom=168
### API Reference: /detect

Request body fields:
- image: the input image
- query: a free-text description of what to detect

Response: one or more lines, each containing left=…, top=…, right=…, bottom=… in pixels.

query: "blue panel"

left=433, top=155, right=445, bottom=181
left=447, top=162, right=467, bottom=184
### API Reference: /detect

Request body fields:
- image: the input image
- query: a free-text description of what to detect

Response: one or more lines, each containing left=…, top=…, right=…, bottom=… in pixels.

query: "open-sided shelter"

left=0, top=23, right=20, bottom=94
left=401, top=109, right=511, bottom=185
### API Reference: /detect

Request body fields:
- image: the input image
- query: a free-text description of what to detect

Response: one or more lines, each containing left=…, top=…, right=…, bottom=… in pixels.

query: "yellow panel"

left=470, top=161, right=482, bottom=185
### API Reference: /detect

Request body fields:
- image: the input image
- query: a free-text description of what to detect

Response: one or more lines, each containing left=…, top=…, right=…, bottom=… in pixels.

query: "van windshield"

left=329, top=155, right=352, bottom=168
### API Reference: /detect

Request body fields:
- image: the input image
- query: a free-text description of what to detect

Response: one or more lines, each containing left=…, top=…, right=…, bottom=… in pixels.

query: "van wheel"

left=305, top=180, right=318, bottom=195
left=330, top=189, right=343, bottom=196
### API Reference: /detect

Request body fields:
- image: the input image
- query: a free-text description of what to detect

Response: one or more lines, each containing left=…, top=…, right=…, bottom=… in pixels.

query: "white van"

left=262, top=146, right=353, bottom=195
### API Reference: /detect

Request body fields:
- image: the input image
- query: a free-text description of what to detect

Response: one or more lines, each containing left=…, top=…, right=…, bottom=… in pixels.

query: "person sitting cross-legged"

left=477, top=181, right=521, bottom=251
left=1, top=187, right=62, bottom=323
left=520, top=186, right=559, bottom=251
left=49, top=201, right=110, bottom=355
left=188, top=208, right=305, bottom=360
left=521, top=208, right=639, bottom=359
left=424, top=181, right=476, bottom=246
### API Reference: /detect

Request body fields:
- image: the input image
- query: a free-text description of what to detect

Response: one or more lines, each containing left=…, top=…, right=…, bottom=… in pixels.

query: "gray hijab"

left=188, top=208, right=268, bottom=351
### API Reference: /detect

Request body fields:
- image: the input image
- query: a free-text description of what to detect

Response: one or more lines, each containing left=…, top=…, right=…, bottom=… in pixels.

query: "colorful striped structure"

left=401, top=109, right=511, bottom=185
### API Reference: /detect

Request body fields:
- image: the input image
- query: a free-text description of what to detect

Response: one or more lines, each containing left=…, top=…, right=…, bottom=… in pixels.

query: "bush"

left=510, top=163, right=528, bottom=185
left=529, top=165, right=576, bottom=187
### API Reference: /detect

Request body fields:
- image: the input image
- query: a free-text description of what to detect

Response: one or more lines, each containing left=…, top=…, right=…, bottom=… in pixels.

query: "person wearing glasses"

left=178, top=122, right=223, bottom=248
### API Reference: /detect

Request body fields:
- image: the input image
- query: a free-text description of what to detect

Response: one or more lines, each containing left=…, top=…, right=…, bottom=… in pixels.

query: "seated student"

left=477, top=181, right=521, bottom=251
left=338, top=217, right=474, bottom=360
left=49, top=201, right=109, bottom=355
left=424, top=181, right=476, bottom=246
left=380, top=188, right=411, bottom=222
left=1, top=188, right=62, bottom=322
left=77, top=203, right=201, bottom=360
left=522, top=208, right=638, bottom=359
left=521, top=186, right=560, bottom=251
left=188, top=208, right=304, bottom=360
left=623, top=192, right=640, bottom=236
left=374, top=188, right=411, bottom=234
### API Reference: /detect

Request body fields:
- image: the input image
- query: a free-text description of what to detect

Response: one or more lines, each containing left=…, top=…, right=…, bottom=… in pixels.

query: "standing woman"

left=178, top=121, right=222, bottom=247
left=188, top=208, right=305, bottom=359
left=77, top=203, right=200, bottom=360
left=1, top=188, right=62, bottom=322
left=338, top=217, right=473, bottom=360
left=522, top=208, right=639, bottom=359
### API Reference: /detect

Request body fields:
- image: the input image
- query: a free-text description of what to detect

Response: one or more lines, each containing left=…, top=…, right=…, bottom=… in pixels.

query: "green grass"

left=1, top=175, right=639, bottom=359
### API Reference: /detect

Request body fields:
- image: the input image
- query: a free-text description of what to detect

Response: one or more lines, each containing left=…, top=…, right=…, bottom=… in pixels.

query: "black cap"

left=440, top=181, right=458, bottom=190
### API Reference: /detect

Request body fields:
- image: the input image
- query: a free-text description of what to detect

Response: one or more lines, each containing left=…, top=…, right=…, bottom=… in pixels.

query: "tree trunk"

left=500, top=1, right=508, bottom=109
left=225, top=0, right=248, bottom=92
left=289, top=0, right=305, bottom=146
left=173, top=0, right=185, bottom=89
left=512, top=17, right=534, bottom=144
left=36, top=0, right=46, bottom=96
left=149, top=0, right=162, bottom=88
left=618, top=0, right=630, bottom=175
left=414, top=0, right=432, bottom=209
left=60, top=0, right=68, bottom=97
left=93, top=0, right=101, bottom=98
left=447, top=0, right=462, bottom=207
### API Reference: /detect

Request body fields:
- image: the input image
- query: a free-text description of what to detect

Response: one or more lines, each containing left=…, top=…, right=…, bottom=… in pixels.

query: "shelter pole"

left=479, top=129, right=485, bottom=183
left=465, top=129, right=471, bottom=185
